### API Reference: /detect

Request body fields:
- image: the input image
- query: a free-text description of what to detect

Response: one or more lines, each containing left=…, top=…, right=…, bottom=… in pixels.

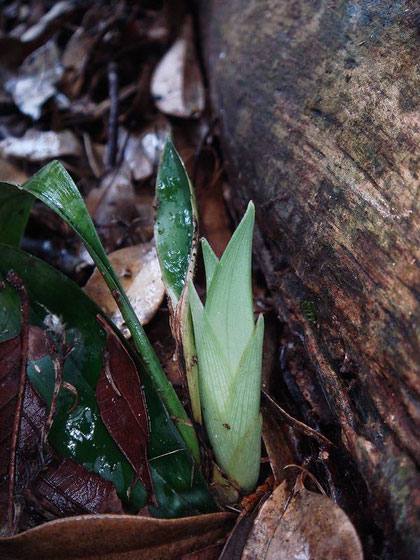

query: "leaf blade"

left=0, top=244, right=215, bottom=517
left=0, top=182, right=34, bottom=247
left=12, top=163, right=199, bottom=461
left=204, top=202, right=255, bottom=374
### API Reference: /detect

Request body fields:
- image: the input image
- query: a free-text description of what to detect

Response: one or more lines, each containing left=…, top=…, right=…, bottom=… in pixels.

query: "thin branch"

left=262, top=389, right=334, bottom=448
left=106, top=61, right=119, bottom=171
left=6, top=271, right=29, bottom=534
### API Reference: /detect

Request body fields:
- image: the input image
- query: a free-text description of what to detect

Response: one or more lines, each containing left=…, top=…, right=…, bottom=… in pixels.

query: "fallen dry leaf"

left=0, top=512, right=235, bottom=560
left=95, top=317, right=152, bottom=496
left=5, top=38, right=63, bottom=120
left=242, top=480, right=363, bottom=560
left=85, top=164, right=138, bottom=252
left=0, top=158, right=29, bottom=183
left=122, top=125, right=168, bottom=182
left=0, top=130, right=82, bottom=162
left=84, top=243, right=165, bottom=335
left=23, top=458, right=123, bottom=524
left=151, top=16, right=205, bottom=118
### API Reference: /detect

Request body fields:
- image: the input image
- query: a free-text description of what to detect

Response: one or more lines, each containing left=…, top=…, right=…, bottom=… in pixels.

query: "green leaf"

left=190, top=202, right=263, bottom=492
left=0, top=244, right=215, bottom=517
left=155, top=136, right=202, bottom=424
left=201, top=238, right=219, bottom=290
left=0, top=182, right=34, bottom=247
left=188, top=282, right=231, bottom=413
left=205, top=202, right=255, bottom=374
left=155, top=135, right=197, bottom=308
left=10, top=163, right=199, bottom=461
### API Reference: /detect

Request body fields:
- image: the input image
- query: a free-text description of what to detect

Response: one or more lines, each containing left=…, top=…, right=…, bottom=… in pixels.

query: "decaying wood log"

left=198, top=1, right=419, bottom=557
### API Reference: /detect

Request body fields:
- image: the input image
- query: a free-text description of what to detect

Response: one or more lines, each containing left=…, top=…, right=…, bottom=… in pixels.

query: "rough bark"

left=197, top=1, right=419, bottom=557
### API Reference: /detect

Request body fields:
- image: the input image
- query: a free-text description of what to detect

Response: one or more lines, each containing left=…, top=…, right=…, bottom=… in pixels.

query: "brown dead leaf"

left=23, top=458, right=123, bottom=526
left=242, top=480, right=363, bottom=560
left=5, top=38, right=63, bottom=120
left=84, top=243, right=164, bottom=335
left=0, top=158, right=29, bottom=183
left=85, top=165, right=138, bottom=252
left=0, top=130, right=82, bottom=162
left=151, top=16, right=205, bottom=118
left=122, top=125, right=168, bottom=182
left=0, top=512, right=235, bottom=560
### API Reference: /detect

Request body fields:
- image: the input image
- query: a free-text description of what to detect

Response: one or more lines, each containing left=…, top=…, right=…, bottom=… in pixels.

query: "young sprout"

left=189, top=202, right=263, bottom=492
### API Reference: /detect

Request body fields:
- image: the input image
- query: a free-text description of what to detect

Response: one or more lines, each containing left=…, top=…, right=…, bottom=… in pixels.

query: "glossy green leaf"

left=0, top=182, right=34, bottom=247
left=155, top=136, right=201, bottom=423
left=0, top=244, right=215, bottom=517
left=155, top=136, right=197, bottom=308
left=10, top=164, right=199, bottom=461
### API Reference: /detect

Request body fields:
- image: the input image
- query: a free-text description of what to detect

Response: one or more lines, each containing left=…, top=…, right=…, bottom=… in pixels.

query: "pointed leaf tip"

left=204, top=201, right=256, bottom=372
left=201, top=238, right=219, bottom=290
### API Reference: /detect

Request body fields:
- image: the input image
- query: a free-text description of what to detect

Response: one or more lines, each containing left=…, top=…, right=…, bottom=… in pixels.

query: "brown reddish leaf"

left=0, top=328, right=50, bottom=536
left=0, top=512, right=234, bottom=560
left=242, top=480, right=363, bottom=560
left=95, top=317, right=153, bottom=496
left=23, top=458, right=122, bottom=524
left=84, top=243, right=164, bottom=337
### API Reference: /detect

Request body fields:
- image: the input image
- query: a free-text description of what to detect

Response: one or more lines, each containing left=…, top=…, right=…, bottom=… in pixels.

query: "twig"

left=83, top=132, right=102, bottom=178
left=6, top=271, right=30, bottom=534
left=106, top=61, right=119, bottom=171
left=262, top=389, right=334, bottom=448
left=41, top=337, right=64, bottom=449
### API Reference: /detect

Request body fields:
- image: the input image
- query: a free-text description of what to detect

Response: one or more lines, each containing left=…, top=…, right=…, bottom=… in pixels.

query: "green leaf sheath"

left=205, top=202, right=255, bottom=374
left=13, top=162, right=199, bottom=461
left=0, top=244, right=215, bottom=517
left=190, top=203, right=263, bottom=492
left=0, top=182, right=34, bottom=247
left=155, top=137, right=202, bottom=424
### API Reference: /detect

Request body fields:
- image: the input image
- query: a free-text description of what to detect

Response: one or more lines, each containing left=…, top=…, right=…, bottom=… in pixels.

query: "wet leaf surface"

left=155, top=135, right=201, bottom=422
left=0, top=244, right=215, bottom=519
left=0, top=327, right=123, bottom=537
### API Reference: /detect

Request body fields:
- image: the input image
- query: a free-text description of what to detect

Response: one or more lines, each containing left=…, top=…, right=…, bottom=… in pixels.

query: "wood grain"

left=198, top=1, right=419, bottom=556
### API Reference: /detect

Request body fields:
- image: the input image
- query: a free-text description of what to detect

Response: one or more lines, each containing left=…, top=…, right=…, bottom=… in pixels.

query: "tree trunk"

left=197, top=1, right=419, bottom=557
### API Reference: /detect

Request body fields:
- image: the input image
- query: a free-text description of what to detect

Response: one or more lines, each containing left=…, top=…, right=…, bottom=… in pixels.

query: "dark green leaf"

left=0, top=182, right=34, bottom=247
left=0, top=244, right=215, bottom=517
left=155, top=135, right=197, bottom=308
left=155, top=136, right=202, bottom=423
left=8, top=164, right=199, bottom=461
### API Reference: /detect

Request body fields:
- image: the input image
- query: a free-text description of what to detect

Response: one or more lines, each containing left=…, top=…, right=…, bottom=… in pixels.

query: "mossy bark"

left=198, top=1, right=419, bottom=557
